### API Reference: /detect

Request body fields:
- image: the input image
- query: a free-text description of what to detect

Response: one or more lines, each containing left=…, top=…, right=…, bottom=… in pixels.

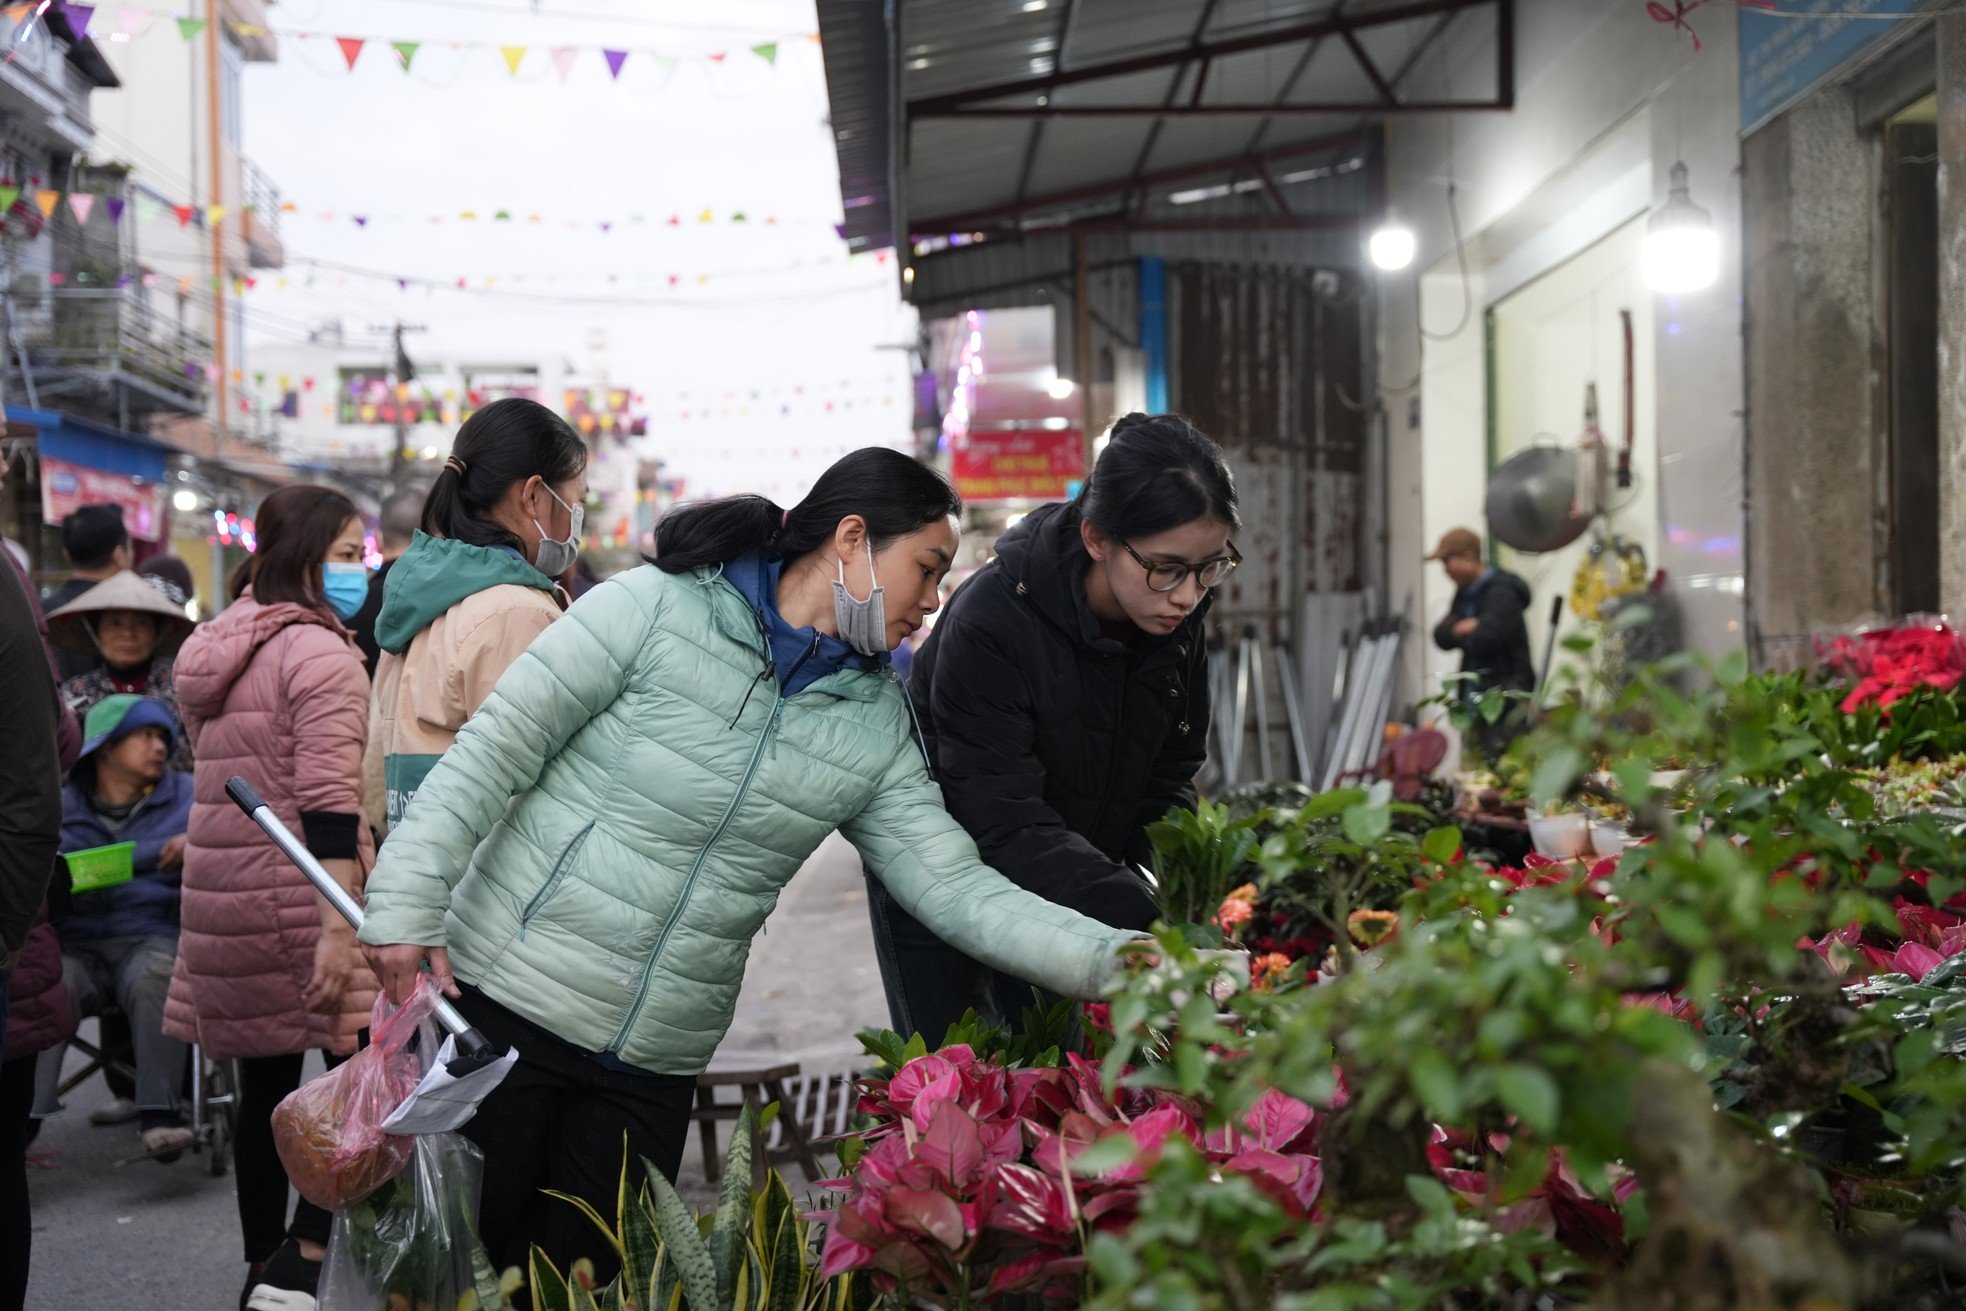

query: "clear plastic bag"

left=319, top=1130, right=507, bottom=1311
left=273, top=980, right=437, bottom=1212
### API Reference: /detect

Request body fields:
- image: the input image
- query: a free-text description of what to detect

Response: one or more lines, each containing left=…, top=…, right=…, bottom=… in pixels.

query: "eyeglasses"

left=1119, top=540, right=1242, bottom=593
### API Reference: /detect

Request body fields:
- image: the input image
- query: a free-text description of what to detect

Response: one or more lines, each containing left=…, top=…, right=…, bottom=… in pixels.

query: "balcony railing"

left=242, top=157, right=284, bottom=269
left=14, top=287, right=213, bottom=416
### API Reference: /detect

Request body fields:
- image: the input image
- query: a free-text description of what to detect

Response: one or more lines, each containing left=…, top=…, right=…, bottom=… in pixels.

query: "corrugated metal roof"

left=817, top=0, right=896, bottom=253
left=820, top=0, right=1506, bottom=252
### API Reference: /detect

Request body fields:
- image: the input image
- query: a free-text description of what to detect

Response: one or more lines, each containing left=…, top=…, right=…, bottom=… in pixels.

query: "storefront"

left=1382, top=3, right=1749, bottom=713
left=4, top=405, right=173, bottom=588
left=1736, top=7, right=1950, bottom=665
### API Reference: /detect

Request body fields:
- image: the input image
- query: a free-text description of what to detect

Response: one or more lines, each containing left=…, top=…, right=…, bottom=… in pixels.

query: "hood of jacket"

left=724, top=552, right=883, bottom=698
left=173, top=591, right=353, bottom=722
left=375, top=532, right=556, bottom=656
left=992, top=501, right=1211, bottom=653
left=1465, top=567, right=1533, bottom=611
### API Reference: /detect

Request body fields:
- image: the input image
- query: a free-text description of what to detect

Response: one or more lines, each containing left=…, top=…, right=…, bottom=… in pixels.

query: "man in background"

left=351, top=488, right=424, bottom=679
left=1429, top=526, right=1535, bottom=762
left=43, top=506, right=132, bottom=682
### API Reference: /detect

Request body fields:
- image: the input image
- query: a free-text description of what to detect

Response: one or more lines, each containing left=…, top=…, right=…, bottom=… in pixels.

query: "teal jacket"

left=358, top=563, right=1143, bottom=1074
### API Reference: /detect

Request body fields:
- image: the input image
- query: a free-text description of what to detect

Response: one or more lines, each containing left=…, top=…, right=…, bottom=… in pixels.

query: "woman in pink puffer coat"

left=163, top=484, right=380, bottom=1308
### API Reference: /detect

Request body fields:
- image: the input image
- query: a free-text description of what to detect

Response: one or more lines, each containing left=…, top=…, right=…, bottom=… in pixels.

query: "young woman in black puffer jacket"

left=867, top=413, right=1241, bottom=1042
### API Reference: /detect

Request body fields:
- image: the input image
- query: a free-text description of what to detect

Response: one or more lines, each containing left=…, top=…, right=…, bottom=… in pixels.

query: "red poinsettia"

left=1820, top=622, right=1966, bottom=713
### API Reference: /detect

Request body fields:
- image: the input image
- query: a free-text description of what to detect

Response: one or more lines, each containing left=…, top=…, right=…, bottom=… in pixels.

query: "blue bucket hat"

left=78, top=694, right=180, bottom=764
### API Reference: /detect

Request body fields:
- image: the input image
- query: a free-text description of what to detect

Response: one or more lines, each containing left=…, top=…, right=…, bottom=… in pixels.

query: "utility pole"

left=379, top=321, right=427, bottom=488
left=205, top=0, right=226, bottom=455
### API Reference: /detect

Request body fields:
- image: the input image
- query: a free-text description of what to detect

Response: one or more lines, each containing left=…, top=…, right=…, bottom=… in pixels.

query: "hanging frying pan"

left=1485, top=442, right=1591, bottom=554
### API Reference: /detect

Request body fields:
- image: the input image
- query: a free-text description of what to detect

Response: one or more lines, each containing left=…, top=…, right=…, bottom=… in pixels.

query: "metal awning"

left=819, top=0, right=1511, bottom=255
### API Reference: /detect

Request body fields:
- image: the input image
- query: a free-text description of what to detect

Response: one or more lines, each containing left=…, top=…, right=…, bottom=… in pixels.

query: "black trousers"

left=1, top=1055, right=36, bottom=1311
left=453, top=989, right=697, bottom=1292
left=235, top=1049, right=349, bottom=1263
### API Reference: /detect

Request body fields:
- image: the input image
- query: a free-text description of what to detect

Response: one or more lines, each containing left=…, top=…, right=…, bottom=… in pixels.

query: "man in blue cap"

left=32, top=695, right=195, bottom=1160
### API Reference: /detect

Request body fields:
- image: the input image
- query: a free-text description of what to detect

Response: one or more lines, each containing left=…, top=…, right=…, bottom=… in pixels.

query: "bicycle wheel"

left=202, top=1056, right=239, bottom=1177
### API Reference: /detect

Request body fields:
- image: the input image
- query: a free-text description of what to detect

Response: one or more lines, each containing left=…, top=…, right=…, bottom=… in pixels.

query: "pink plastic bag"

left=272, top=980, right=438, bottom=1211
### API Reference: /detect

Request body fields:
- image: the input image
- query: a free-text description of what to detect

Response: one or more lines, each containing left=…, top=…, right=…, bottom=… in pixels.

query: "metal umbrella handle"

left=225, top=776, right=501, bottom=1075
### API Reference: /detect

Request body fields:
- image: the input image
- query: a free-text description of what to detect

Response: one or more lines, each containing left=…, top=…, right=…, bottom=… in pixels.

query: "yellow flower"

left=1347, top=909, right=1399, bottom=948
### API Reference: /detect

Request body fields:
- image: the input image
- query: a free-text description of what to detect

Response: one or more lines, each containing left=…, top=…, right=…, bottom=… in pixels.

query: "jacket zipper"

left=604, top=634, right=819, bottom=1054
left=519, top=822, right=594, bottom=937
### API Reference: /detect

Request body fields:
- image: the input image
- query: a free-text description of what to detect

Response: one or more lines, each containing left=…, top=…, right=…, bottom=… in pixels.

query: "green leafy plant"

left=1146, top=797, right=1264, bottom=927
left=527, top=1105, right=868, bottom=1311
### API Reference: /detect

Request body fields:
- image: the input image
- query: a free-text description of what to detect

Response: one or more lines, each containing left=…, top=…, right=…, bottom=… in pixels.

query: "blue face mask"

left=322, top=561, right=371, bottom=622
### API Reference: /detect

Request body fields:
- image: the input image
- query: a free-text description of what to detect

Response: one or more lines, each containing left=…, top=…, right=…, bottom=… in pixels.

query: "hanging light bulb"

left=1644, top=161, right=1720, bottom=293
left=1367, top=217, right=1417, bottom=272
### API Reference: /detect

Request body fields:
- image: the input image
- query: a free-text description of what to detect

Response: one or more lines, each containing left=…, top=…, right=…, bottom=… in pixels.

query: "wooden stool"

left=693, top=1062, right=826, bottom=1185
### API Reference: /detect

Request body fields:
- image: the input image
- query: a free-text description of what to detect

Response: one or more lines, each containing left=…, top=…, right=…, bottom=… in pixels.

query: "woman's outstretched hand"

left=362, top=941, right=461, bottom=1006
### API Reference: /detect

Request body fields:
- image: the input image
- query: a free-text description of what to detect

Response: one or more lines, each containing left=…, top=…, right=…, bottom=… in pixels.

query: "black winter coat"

left=1432, top=567, right=1536, bottom=694
left=865, top=502, right=1211, bottom=1040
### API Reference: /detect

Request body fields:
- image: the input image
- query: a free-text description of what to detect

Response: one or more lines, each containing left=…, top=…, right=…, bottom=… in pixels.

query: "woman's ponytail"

left=422, top=397, right=587, bottom=552
left=651, top=496, right=786, bottom=574
left=653, top=447, right=960, bottom=574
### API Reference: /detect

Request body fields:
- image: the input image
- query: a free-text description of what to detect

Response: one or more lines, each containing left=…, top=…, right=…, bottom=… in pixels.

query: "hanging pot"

left=1486, top=443, right=1590, bottom=554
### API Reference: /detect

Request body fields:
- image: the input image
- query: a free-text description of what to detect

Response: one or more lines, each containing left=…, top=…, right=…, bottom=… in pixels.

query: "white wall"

left=1381, top=0, right=1747, bottom=717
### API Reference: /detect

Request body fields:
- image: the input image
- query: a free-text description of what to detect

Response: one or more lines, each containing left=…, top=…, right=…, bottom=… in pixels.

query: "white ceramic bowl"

left=1527, top=810, right=1590, bottom=860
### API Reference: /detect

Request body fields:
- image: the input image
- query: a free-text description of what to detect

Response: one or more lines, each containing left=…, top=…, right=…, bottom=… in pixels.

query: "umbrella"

left=45, top=570, right=197, bottom=655
left=224, top=777, right=515, bottom=1115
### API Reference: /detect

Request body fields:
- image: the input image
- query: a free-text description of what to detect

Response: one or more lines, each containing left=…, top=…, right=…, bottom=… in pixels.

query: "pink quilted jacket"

left=163, top=591, right=379, bottom=1059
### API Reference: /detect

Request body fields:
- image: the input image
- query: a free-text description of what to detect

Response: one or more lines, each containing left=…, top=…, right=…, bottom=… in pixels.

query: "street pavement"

left=24, top=833, right=890, bottom=1308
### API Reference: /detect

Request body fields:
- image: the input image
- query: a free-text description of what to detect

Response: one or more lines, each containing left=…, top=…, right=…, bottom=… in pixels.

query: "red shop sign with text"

left=40, top=457, right=165, bottom=541
left=952, top=428, right=1084, bottom=504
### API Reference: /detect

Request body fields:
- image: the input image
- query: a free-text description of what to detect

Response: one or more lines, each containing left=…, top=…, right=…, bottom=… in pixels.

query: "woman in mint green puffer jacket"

left=358, top=448, right=1146, bottom=1282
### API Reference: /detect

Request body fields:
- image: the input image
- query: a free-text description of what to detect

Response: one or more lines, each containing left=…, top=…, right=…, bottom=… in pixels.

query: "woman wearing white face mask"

left=364, top=398, right=588, bottom=834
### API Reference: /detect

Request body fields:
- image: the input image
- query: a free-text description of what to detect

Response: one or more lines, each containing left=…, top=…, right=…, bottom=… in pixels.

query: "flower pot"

left=1588, top=820, right=1630, bottom=858
left=1527, top=810, right=1589, bottom=860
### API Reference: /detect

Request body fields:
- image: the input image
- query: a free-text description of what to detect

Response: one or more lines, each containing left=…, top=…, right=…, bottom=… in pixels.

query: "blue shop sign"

left=1740, top=2, right=1936, bottom=135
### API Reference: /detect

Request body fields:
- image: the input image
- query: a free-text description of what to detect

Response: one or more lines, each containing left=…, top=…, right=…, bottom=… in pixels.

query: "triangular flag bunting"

left=551, top=46, right=577, bottom=80
left=105, top=196, right=124, bottom=224
left=34, top=190, right=59, bottom=220
left=118, top=6, right=150, bottom=37
left=500, top=45, right=526, bottom=75
left=666, top=214, right=681, bottom=227
left=696, top=208, right=714, bottom=223
left=494, top=209, right=511, bottom=221
left=602, top=48, right=627, bottom=78
left=67, top=192, right=93, bottom=224
left=392, top=41, right=418, bottom=70
left=650, top=52, right=678, bottom=72
left=336, top=35, right=364, bottom=69
left=59, top=4, right=93, bottom=36
left=0, top=186, right=19, bottom=213
left=599, top=221, right=612, bottom=233
left=175, top=15, right=203, bottom=39
left=46, top=272, right=65, bottom=286
left=708, top=52, right=727, bottom=63
left=751, top=43, right=778, bottom=65
left=730, top=212, right=747, bottom=223
left=2, top=2, right=30, bottom=25
left=172, top=203, right=193, bottom=227
left=206, top=203, right=228, bottom=225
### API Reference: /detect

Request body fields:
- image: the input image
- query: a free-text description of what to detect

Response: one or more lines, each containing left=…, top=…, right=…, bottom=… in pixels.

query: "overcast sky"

left=238, top=0, right=914, bottom=502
